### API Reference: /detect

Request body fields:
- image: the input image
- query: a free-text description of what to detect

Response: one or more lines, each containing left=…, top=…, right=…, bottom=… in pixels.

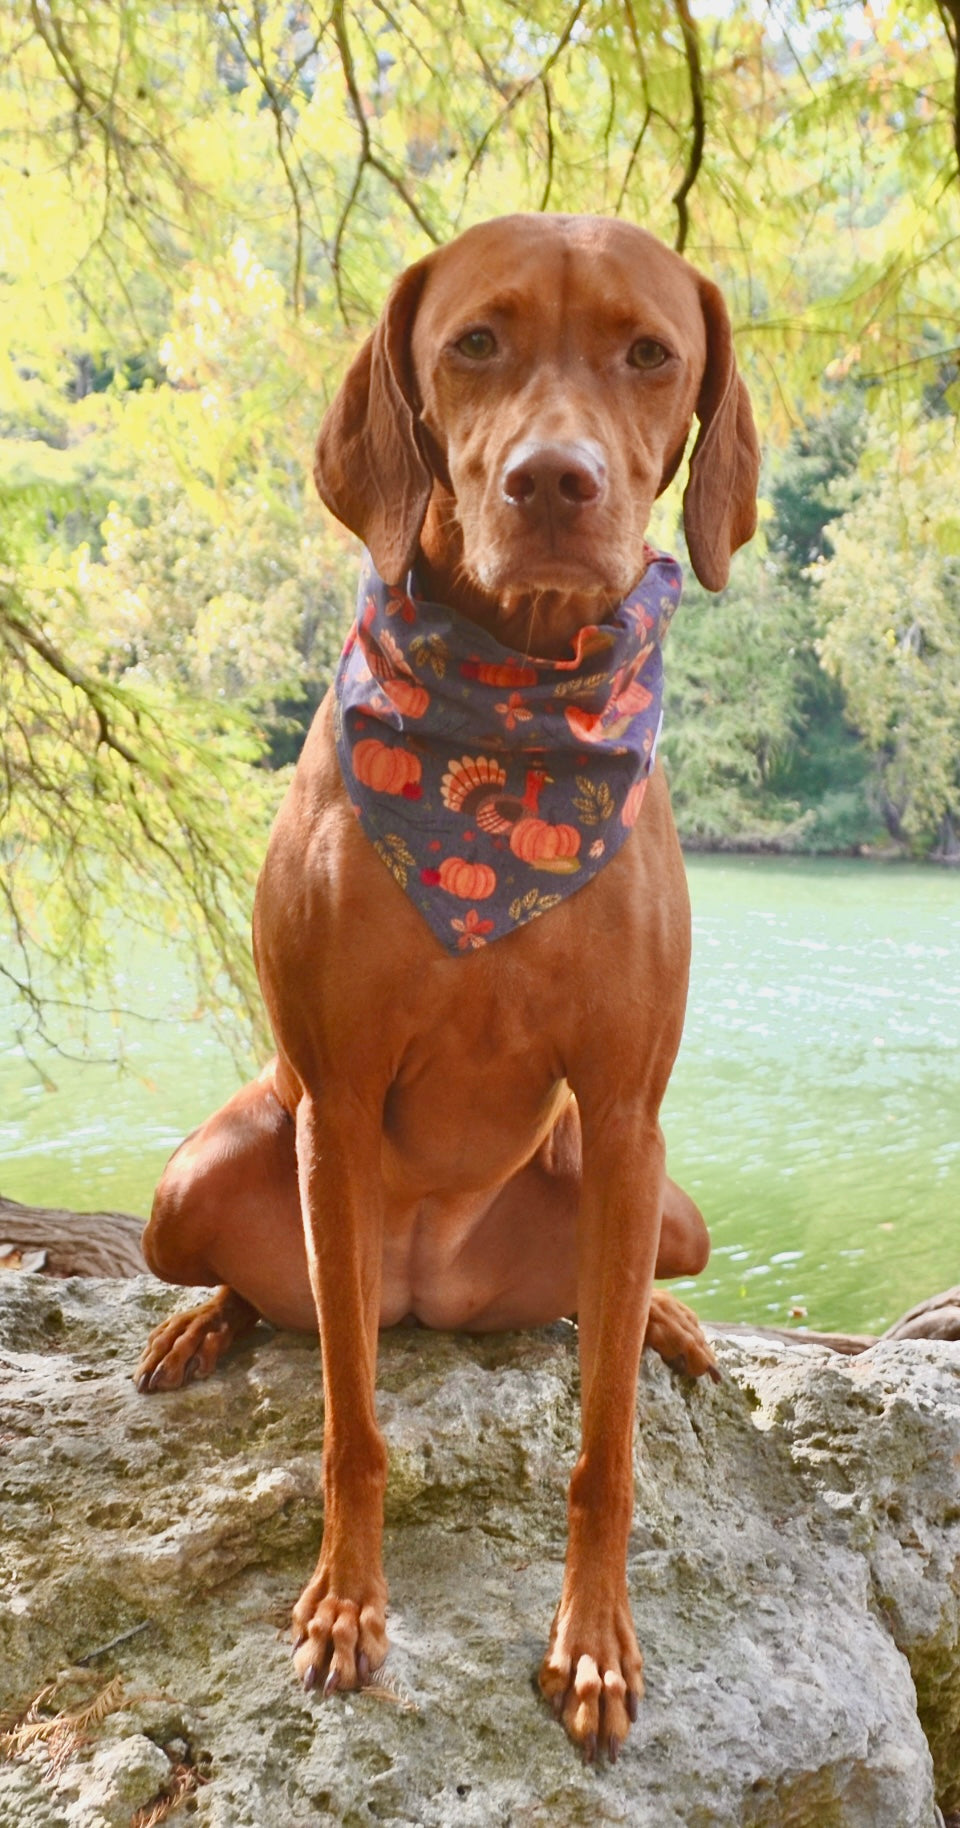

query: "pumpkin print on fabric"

left=509, top=819, right=581, bottom=870
left=382, top=677, right=430, bottom=719
left=352, top=739, right=422, bottom=798
left=430, top=857, right=498, bottom=899
left=460, top=659, right=539, bottom=689
left=334, top=549, right=682, bottom=953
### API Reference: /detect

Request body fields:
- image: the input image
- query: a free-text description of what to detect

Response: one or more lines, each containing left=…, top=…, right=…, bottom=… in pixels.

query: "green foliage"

left=1, top=0, right=959, bottom=1053
left=662, top=542, right=808, bottom=843
left=0, top=514, right=277, bottom=1067
left=814, top=423, right=960, bottom=857
left=658, top=398, right=886, bottom=855
left=769, top=398, right=868, bottom=575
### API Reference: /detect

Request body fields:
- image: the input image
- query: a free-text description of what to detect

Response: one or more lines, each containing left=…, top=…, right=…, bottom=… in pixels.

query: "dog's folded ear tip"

left=686, top=495, right=759, bottom=593
left=691, top=554, right=730, bottom=594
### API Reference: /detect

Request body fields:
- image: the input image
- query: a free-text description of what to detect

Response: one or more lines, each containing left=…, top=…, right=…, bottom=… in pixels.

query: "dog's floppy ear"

left=314, top=259, right=434, bottom=585
left=681, top=278, right=760, bottom=593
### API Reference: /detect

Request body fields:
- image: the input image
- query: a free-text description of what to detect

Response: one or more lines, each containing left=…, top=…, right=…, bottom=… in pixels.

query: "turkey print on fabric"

left=334, top=549, right=683, bottom=953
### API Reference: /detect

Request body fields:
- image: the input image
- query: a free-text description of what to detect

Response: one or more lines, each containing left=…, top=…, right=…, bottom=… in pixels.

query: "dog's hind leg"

left=647, top=1178, right=719, bottom=1380
left=135, top=1064, right=314, bottom=1393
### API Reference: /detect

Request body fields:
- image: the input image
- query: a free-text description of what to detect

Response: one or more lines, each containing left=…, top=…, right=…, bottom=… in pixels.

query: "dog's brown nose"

left=501, top=441, right=606, bottom=516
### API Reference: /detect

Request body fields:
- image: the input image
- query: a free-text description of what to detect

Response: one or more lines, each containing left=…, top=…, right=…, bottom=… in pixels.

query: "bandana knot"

left=334, top=550, right=682, bottom=952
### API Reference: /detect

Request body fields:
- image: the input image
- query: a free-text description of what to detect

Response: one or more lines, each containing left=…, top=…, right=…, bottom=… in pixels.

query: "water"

left=1, top=857, right=957, bottom=1336
left=664, top=857, right=960, bottom=1335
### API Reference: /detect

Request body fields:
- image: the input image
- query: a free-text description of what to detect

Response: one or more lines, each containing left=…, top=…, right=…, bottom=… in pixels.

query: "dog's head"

left=315, top=215, right=759, bottom=622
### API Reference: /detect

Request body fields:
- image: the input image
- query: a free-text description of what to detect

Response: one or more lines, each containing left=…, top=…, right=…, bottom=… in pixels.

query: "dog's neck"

left=417, top=494, right=632, bottom=662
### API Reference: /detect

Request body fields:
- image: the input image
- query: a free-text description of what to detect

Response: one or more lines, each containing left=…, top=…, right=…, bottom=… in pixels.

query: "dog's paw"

left=644, top=1289, right=721, bottom=1382
left=538, top=1589, right=643, bottom=1762
left=292, top=1566, right=389, bottom=1697
left=133, top=1290, right=255, bottom=1393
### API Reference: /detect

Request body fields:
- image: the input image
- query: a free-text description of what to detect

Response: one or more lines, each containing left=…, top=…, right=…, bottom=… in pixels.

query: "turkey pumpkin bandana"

left=334, top=549, right=682, bottom=953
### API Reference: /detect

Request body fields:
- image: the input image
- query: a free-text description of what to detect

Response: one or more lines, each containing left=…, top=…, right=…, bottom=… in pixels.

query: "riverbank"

left=679, top=834, right=960, bottom=864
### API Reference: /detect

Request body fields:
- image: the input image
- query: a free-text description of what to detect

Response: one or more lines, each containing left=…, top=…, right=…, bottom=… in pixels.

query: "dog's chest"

left=379, top=956, right=572, bottom=1195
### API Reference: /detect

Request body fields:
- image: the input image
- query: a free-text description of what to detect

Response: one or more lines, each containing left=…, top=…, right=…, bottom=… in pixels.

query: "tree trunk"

left=935, top=811, right=960, bottom=863
left=0, top=1195, right=147, bottom=1278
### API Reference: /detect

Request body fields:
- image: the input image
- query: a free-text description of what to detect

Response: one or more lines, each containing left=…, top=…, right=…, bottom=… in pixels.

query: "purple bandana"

left=334, top=549, right=682, bottom=952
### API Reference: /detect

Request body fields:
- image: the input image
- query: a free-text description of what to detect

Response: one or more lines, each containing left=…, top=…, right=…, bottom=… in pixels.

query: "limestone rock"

left=0, top=1276, right=957, bottom=1827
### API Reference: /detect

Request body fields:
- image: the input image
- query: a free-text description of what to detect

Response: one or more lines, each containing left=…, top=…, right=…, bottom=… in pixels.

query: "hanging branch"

left=3, top=608, right=142, bottom=771
left=671, top=0, right=706, bottom=253
left=615, top=102, right=652, bottom=214
left=218, top=3, right=312, bottom=313
left=29, top=0, right=198, bottom=229
left=539, top=77, right=556, bottom=211
left=330, top=0, right=440, bottom=322
left=936, top=1, right=960, bottom=188
left=461, top=0, right=588, bottom=191
left=0, top=593, right=268, bottom=1063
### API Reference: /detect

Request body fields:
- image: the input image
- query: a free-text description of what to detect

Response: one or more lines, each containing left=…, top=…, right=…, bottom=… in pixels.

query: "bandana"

left=334, top=549, right=682, bottom=953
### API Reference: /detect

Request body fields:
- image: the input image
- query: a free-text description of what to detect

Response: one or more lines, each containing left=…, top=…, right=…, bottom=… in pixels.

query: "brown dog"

left=136, top=214, right=759, bottom=1762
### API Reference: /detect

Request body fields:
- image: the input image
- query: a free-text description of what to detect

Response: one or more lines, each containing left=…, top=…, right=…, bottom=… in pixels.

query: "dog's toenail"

left=323, top=1669, right=340, bottom=1698
left=582, top=1732, right=597, bottom=1764
left=608, top=1734, right=620, bottom=1764
left=357, top=1652, right=370, bottom=1684
left=303, top=1665, right=317, bottom=1692
left=626, top=1690, right=639, bottom=1722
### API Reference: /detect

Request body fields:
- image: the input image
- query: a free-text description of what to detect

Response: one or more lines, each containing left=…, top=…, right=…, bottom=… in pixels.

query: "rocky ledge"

left=1, top=1274, right=958, bottom=1828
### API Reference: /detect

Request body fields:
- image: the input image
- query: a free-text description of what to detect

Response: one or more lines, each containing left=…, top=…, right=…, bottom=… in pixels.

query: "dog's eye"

left=627, top=338, right=670, bottom=370
left=455, top=329, right=497, bottom=360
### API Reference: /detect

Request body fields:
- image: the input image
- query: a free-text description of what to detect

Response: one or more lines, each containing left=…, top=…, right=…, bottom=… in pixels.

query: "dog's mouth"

left=469, top=531, right=641, bottom=619
left=458, top=547, right=643, bottom=660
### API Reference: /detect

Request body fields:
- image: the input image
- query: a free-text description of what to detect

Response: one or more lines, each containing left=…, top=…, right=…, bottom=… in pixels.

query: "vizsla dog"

left=136, top=213, right=759, bottom=1763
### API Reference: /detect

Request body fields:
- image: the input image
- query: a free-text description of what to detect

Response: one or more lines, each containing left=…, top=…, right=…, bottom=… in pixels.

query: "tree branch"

left=538, top=77, right=556, bottom=212
left=2, top=606, right=141, bottom=770
left=935, top=1, right=960, bottom=187
left=329, top=0, right=440, bottom=320
left=615, top=102, right=652, bottom=214
left=461, top=0, right=588, bottom=191
left=671, top=0, right=706, bottom=254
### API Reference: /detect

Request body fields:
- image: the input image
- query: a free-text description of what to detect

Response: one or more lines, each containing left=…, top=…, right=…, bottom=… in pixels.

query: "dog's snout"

left=501, top=441, right=606, bottom=516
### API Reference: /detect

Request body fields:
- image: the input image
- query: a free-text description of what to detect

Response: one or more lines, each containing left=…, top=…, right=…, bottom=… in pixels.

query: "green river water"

left=1, top=856, right=957, bottom=1336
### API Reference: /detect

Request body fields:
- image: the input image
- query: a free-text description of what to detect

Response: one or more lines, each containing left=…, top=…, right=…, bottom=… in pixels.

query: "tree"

left=814, top=422, right=960, bottom=857
left=0, top=525, right=276, bottom=1065
left=2, top=0, right=960, bottom=1054
left=660, top=541, right=808, bottom=844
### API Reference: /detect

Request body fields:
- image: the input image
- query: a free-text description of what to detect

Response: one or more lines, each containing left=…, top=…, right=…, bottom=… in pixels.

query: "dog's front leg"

left=539, top=1091, right=664, bottom=1762
left=291, top=1090, right=389, bottom=1696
